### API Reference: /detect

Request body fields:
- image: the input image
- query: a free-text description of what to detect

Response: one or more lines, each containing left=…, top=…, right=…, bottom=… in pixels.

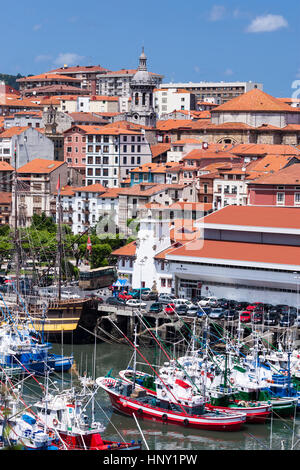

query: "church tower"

left=127, top=48, right=157, bottom=128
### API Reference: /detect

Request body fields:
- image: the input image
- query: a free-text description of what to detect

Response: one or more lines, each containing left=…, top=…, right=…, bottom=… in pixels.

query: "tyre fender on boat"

left=137, top=408, right=143, bottom=415
left=183, top=419, right=189, bottom=427
left=162, top=414, right=168, bottom=422
left=229, top=378, right=235, bottom=385
left=161, top=390, right=167, bottom=397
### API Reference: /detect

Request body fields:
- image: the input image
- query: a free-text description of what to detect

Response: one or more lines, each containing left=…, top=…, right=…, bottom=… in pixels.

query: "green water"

left=23, top=342, right=300, bottom=451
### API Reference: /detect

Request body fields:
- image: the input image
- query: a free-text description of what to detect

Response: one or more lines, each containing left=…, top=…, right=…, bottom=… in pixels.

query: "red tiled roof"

left=17, top=159, right=65, bottom=174
left=151, top=143, right=171, bottom=158
left=202, top=205, right=300, bottom=230
left=212, top=89, right=300, bottom=113
left=75, top=183, right=106, bottom=193
left=164, top=238, right=300, bottom=267
left=248, top=163, right=300, bottom=185
left=111, top=241, right=137, bottom=257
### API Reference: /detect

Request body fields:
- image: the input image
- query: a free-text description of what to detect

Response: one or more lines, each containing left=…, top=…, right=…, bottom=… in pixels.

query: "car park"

left=174, top=299, right=193, bottom=308
left=149, top=302, right=163, bottom=313
left=209, top=308, right=225, bottom=319
left=164, top=303, right=176, bottom=315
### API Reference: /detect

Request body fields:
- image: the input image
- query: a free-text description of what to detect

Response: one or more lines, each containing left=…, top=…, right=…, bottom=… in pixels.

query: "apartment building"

left=161, top=81, right=263, bottom=105
left=12, top=159, right=68, bottom=227
left=154, top=88, right=197, bottom=118
left=84, top=124, right=152, bottom=188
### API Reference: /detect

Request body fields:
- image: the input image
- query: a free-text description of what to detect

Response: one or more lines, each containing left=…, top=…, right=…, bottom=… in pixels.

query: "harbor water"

left=27, top=341, right=299, bottom=452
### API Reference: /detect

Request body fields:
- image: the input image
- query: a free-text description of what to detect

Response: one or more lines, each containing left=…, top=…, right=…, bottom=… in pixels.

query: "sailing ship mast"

left=56, top=176, right=62, bottom=301
left=13, top=144, right=20, bottom=308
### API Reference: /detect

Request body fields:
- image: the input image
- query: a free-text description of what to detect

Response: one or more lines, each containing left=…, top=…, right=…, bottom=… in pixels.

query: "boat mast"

left=56, top=177, right=62, bottom=301
left=13, top=144, right=20, bottom=308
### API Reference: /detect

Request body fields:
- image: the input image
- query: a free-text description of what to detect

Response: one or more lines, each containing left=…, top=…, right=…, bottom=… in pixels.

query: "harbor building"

left=113, top=205, right=300, bottom=307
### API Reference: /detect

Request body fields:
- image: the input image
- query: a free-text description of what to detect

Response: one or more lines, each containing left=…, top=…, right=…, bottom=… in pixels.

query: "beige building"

left=12, top=159, right=68, bottom=227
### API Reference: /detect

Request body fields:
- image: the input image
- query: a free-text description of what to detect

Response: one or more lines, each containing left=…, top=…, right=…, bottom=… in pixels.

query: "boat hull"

left=98, top=378, right=246, bottom=432
left=205, top=403, right=271, bottom=424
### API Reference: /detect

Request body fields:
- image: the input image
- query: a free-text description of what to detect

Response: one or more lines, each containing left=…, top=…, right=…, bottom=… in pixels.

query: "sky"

left=3, top=0, right=300, bottom=98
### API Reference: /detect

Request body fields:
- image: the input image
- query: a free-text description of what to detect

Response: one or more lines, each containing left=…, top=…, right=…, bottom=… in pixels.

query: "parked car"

left=128, top=288, right=151, bottom=299
left=224, top=309, right=238, bottom=321
left=149, top=302, right=163, bottom=313
left=175, top=304, right=189, bottom=315
left=197, top=306, right=211, bottom=317
left=141, top=291, right=158, bottom=301
left=264, top=312, right=279, bottom=326
left=106, top=297, right=126, bottom=306
left=118, top=292, right=133, bottom=300
left=198, top=297, right=218, bottom=307
left=252, top=312, right=263, bottom=324
left=186, top=305, right=199, bottom=317
left=158, top=293, right=177, bottom=304
left=126, top=299, right=147, bottom=309
left=280, top=315, right=295, bottom=327
left=275, top=305, right=290, bottom=315
left=174, top=299, right=193, bottom=308
left=240, top=311, right=252, bottom=323
left=209, top=308, right=225, bottom=319
left=235, top=302, right=250, bottom=311
left=164, top=303, right=176, bottom=315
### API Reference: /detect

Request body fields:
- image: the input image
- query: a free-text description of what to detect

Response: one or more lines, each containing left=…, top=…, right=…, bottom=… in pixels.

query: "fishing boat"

left=119, top=366, right=272, bottom=424
left=33, top=386, right=142, bottom=450
left=97, top=376, right=246, bottom=431
left=0, top=320, right=73, bottom=375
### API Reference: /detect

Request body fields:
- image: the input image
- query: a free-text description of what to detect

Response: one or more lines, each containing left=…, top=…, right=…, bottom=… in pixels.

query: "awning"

left=113, top=279, right=130, bottom=287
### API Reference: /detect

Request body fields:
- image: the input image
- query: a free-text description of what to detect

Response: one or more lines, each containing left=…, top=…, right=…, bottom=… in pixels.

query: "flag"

left=87, top=236, right=92, bottom=254
left=56, top=175, right=61, bottom=197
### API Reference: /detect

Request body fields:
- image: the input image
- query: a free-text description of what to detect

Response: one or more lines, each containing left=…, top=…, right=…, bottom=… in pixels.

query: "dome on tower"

left=131, top=48, right=156, bottom=85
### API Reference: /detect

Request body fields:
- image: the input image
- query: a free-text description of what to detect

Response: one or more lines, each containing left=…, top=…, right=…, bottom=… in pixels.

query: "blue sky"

left=3, top=0, right=300, bottom=97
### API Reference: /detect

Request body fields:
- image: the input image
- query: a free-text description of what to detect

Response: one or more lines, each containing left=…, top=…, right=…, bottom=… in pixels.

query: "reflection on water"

left=40, top=342, right=300, bottom=451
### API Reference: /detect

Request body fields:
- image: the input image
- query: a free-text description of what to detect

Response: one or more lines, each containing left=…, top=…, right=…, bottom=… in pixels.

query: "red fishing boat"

left=96, top=376, right=246, bottom=432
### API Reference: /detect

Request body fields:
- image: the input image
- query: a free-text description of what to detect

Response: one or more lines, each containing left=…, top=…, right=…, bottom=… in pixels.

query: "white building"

left=85, top=124, right=152, bottom=188
left=154, top=88, right=196, bottom=118
left=112, top=205, right=300, bottom=306
left=161, top=81, right=263, bottom=105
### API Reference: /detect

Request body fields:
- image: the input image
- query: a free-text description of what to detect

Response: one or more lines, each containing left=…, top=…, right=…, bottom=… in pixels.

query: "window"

left=123, top=145, right=127, bottom=152
left=103, top=156, right=109, bottom=164
left=161, top=278, right=166, bottom=287
left=95, top=157, right=101, bottom=164
left=295, top=193, right=300, bottom=205
left=87, top=168, right=93, bottom=176
left=88, top=157, right=93, bottom=164
left=277, top=192, right=285, bottom=205
left=131, top=145, right=135, bottom=152
left=131, top=157, right=135, bottom=165
left=67, top=147, right=72, bottom=153
left=123, top=156, right=127, bottom=165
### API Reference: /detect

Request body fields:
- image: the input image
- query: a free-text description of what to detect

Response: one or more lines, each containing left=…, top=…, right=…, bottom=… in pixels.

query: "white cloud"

left=208, top=5, right=226, bottom=22
left=54, top=53, right=85, bottom=67
left=224, top=68, right=234, bottom=76
left=246, top=14, right=288, bottom=33
left=35, top=54, right=52, bottom=62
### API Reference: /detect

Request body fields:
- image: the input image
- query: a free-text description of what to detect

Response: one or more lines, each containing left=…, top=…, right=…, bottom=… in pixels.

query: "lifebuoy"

left=162, top=414, right=168, bottom=422
left=161, top=390, right=166, bottom=397
left=183, top=419, right=189, bottom=427
left=137, top=408, right=143, bottom=415
left=230, top=378, right=235, bottom=385
left=53, top=418, right=58, bottom=426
